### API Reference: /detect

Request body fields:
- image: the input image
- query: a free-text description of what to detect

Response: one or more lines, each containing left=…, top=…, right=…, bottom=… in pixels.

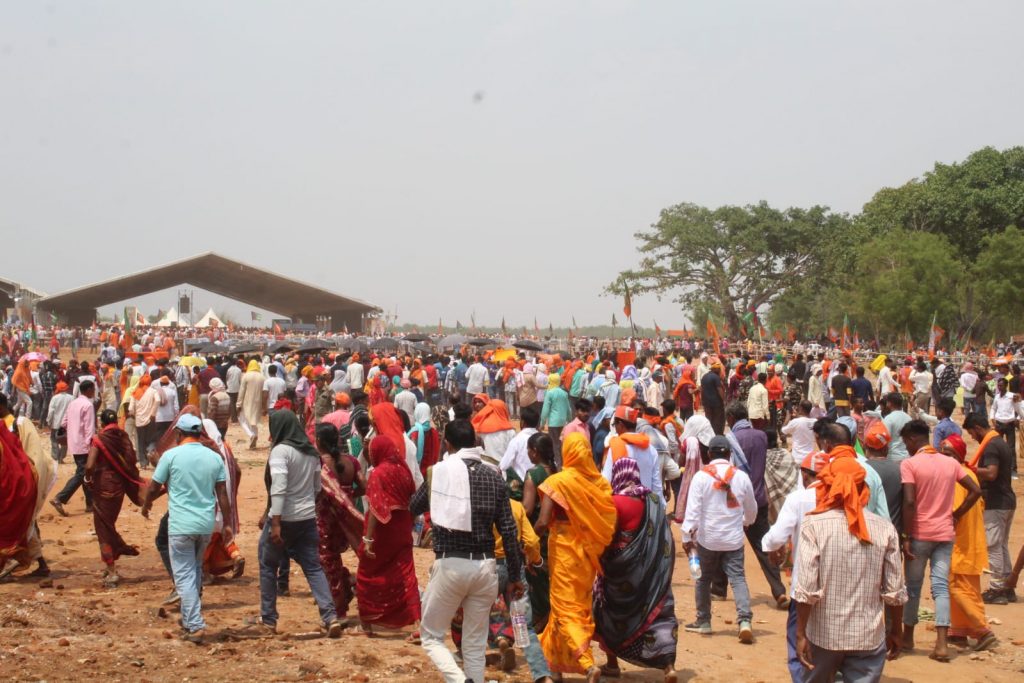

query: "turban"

left=811, top=456, right=870, bottom=543
left=941, top=434, right=967, bottom=460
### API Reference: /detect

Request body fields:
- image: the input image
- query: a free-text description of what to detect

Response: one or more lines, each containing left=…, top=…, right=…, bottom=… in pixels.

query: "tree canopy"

left=609, top=201, right=850, bottom=333
left=614, top=145, right=1024, bottom=343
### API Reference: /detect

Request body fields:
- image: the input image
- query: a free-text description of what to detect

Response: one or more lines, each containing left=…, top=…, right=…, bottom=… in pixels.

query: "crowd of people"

left=1, top=323, right=1024, bottom=683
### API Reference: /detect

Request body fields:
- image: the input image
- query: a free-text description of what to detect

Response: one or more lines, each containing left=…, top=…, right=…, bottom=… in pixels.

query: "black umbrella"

left=297, top=339, right=332, bottom=353
left=438, top=334, right=469, bottom=348
left=407, top=342, right=433, bottom=354
left=227, top=343, right=261, bottom=354
left=467, top=338, right=497, bottom=347
left=513, top=340, right=543, bottom=351
left=402, top=334, right=433, bottom=343
left=369, top=337, right=400, bottom=351
left=337, top=338, right=370, bottom=354
left=266, top=341, right=295, bottom=354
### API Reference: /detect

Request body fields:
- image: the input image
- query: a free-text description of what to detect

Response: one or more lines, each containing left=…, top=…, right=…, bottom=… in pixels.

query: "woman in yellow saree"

left=534, top=432, right=617, bottom=682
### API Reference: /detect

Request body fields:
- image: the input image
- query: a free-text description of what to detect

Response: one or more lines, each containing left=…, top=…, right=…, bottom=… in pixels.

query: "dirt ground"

left=2, top=418, right=1024, bottom=682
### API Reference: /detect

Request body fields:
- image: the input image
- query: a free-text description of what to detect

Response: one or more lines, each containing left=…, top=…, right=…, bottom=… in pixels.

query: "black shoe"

left=982, top=588, right=1008, bottom=605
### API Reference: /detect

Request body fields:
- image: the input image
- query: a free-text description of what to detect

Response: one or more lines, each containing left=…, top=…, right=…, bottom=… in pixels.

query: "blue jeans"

left=695, top=544, right=752, bottom=623
left=497, top=562, right=551, bottom=681
left=257, top=518, right=337, bottom=628
left=904, top=539, right=952, bottom=627
left=786, top=599, right=804, bottom=683
left=169, top=533, right=211, bottom=633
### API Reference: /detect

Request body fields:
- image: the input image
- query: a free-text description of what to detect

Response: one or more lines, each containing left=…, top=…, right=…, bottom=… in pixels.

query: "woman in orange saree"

left=534, top=432, right=617, bottom=682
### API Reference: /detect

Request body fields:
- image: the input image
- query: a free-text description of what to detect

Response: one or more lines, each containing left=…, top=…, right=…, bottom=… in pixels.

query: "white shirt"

left=959, top=371, right=978, bottom=394
left=909, top=370, right=932, bottom=394
left=681, top=459, right=757, bottom=551
left=154, top=383, right=180, bottom=422
left=225, top=365, right=242, bottom=393
left=747, top=382, right=769, bottom=420
left=394, top=390, right=417, bottom=424
left=762, top=486, right=817, bottom=597
left=264, top=376, right=287, bottom=409
left=466, top=363, right=489, bottom=394
left=346, top=362, right=364, bottom=390
left=990, top=393, right=1020, bottom=422
left=782, top=416, right=818, bottom=463
left=878, top=366, right=896, bottom=395
left=498, top=427, right=538, bottom=480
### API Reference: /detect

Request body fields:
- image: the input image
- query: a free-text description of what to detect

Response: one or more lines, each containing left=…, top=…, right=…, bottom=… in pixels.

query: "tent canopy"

left=155, top=307, right=180, bottom=327
left=194, top=307, right=223, bottom=328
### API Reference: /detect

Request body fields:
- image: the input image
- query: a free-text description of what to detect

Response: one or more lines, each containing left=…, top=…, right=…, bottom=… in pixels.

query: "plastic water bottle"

left=510, top=595, right=530, bottom=648
left=688, top=549, right=702, bottom=579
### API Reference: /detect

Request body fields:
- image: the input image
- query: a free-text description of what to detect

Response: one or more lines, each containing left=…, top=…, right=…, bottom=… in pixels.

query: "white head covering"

left=681, top=414, right=715, bottom=447
left=414, top=402, right=431, bottom=425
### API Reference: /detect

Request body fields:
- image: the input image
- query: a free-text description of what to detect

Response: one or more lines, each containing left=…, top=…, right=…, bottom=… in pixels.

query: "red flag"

left=623, top=283, right=632, bottom=318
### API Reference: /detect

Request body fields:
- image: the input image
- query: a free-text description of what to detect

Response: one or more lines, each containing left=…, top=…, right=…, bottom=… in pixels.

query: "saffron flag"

left=927, top=311, right=943, bottom=357
left=827, top=326, right=839, bottom=342
left=706, top=318, right=721, bottom=353
left=654, top=320, right=661, bottom=336
left=840, top=314, right=850, bottom=350
left=622, top=283, right=632, bottom=318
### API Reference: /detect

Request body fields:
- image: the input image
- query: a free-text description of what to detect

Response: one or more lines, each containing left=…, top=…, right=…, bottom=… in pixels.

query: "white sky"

left=2, top=1, right=1022, bottom=327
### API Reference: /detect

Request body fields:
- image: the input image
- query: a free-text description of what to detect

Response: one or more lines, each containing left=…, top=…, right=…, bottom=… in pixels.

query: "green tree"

left=859, top=146, right=1024, bottom=328
left=611, top=202, right=850, bottom=333
left=975, top=225, right=1024, bottom=338
left=849, top=230, right=961, bottom=341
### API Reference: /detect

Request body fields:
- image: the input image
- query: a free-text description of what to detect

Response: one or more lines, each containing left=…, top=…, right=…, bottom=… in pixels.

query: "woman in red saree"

left=368, top=375, right=387, bottom=406
left=84, top=409, right=144, bottom=586
left=356, top=434, right=420, bottom=633
left=314, top=423, right=365, bottom=619
left=0, top=418, right=38, bottom=579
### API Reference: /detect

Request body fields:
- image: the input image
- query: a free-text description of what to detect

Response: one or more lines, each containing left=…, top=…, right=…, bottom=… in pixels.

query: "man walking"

left=410, top=419, right=524, bottom=683
left=899, top=419, right=981, bottom=661
left=254, top=411, right=343, bottom=637
left=793, top=457, right=907, bottom=681
left=682, top=435, right=758, bottom=643
left=50, top=380, right=97, bottom=516
left=140, top=414, right=234, bottom=644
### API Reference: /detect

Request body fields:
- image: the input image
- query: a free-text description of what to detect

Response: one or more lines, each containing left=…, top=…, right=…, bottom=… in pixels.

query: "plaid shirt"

left=794, top=509, right=907, bottom=651
left=39, top=369, right=57, bottom=397
left=410, top=453, right=524, bottom=581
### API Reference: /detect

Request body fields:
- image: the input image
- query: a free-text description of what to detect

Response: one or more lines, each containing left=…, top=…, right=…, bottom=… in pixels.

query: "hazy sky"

left=3, top=1, right=1022, bottom=327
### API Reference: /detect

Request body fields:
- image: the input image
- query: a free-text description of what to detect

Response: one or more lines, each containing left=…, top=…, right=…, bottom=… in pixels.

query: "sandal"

left=599, top=664, right=621, bottom=678
left=928, top=652, right=951, bottom=663
left=404, top=630, right=421, bottom=645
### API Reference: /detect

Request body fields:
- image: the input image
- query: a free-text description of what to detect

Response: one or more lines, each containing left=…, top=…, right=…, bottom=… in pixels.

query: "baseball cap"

left=175, top=413, right=203, bottom=434
left=863, top=421, right=891, bottom=451
left=800, top=451, right=828, bottom=473
left=708, top=435, right=731, bottom=454
left=613, top=405, right=639, bottom=425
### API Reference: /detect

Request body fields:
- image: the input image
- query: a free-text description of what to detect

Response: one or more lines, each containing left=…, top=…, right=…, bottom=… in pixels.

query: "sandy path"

left=1, top=418, right=1023, bottom=682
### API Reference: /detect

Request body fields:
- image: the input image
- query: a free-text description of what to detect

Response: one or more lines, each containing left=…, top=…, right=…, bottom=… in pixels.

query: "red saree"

left=0, top=421, right=37, bottom=563
left=356, top=435, right=420, bottom=628
left=317, top=454, right=365, bottom=616
left=90, top=425, right=146, bottom=566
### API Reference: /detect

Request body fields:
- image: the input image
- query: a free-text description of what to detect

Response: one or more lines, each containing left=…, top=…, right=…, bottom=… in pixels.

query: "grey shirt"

left=268, top=444, right=321, bottom=522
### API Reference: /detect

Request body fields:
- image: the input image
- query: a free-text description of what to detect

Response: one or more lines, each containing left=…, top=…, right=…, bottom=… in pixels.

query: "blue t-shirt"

left=152, top=441, right=226, bottom=535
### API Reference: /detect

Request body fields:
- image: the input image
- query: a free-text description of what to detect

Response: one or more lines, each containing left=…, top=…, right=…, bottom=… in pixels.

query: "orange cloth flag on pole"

left=622, top=282, right=632, bottom=318
left=706, top=318, right=721, bottom=353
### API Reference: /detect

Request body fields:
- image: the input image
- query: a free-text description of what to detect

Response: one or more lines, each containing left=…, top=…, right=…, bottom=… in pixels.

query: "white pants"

left=420, top=557, right=499, bottom=683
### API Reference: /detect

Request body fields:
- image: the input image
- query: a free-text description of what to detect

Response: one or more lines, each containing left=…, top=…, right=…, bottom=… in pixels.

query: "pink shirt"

left=561, top=417, right=590, bottom=441
left=900, top=447, right=963, bottom=542
left=61, top=395, right=96, bottom=455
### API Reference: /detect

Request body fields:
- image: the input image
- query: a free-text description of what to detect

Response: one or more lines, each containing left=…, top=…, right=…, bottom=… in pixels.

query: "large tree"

left=610, top=201, right=850, bottom=333
left=848, top=229, right=961, bottom=342
left=975, top=225, right=1024, bottom=338
left=859, top=146, right=1024, bottom=329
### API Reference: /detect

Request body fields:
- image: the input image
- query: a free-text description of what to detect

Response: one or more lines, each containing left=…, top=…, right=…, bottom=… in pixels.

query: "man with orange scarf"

left=793, top=422, right=907, bottom=682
